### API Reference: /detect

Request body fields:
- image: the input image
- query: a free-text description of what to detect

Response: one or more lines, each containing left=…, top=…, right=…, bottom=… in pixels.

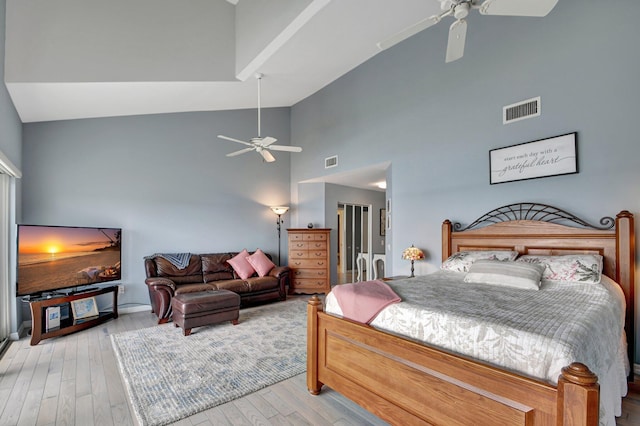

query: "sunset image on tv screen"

left=17, top=225, right=121, bottom=296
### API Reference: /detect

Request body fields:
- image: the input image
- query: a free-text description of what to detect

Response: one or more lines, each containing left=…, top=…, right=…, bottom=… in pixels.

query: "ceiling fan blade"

left=218, top=135, right=253, bottom=146
left=261, top=136, right=278, bottom=147
left=445, top=19, right=467, bottom=63
left=260, top=149, right=276, bottom=163
left=226, top=147, right=255, bottom=157
left=478, top=0, right=559, bottom=17
left=269, top=145, right=303, bottom=153
left=377, top=13, right=444, bottom=51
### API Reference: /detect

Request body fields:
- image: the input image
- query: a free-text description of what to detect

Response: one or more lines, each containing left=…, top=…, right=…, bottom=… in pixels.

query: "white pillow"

left=441, top=250, right=519, bottom=273
left=464, top=260, right=546, bottom=290
left=516, top=254, right=603, bottom=284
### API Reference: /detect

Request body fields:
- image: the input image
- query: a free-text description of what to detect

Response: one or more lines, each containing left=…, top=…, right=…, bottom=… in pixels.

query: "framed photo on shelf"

left=71, top=296, right=99, bottom=320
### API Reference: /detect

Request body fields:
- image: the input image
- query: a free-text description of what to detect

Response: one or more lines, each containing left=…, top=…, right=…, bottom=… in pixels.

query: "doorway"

left=337, top=203, right=372, bottom=284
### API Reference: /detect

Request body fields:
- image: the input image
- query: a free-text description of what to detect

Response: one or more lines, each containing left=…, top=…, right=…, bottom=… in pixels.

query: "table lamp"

left=401, top=245, right=424, bottom=278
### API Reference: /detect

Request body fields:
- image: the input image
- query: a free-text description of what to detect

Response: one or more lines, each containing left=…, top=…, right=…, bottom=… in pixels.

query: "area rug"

left=111, top=297, right=308, bottom=426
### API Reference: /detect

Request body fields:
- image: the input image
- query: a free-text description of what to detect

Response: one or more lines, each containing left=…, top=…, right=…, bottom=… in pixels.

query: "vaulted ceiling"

left=4, top=0, right=441, bottom=123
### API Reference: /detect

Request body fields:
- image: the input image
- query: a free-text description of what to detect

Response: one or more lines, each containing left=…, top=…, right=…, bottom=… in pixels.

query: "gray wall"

left=290, top=0, right=640, bottom=359
left=20, top=108, right=292, bottom=311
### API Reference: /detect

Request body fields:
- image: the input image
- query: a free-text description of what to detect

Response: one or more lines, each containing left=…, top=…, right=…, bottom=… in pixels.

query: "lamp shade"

left=401, top=245, right=425, bottom=261
left=270, top=206, right=290, bottom=215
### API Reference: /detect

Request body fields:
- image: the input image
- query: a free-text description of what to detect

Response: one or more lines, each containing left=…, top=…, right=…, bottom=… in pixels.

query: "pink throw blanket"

left=331, top=280, right=401, bottom=324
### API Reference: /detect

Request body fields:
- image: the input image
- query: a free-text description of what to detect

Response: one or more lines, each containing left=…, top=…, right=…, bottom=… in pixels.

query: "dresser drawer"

left=292, top=269, right=328, bottom=278
left=290, top=250, right=327, bottom=260
left=289, top=241, right=309, bottom=250
left=289, top=233, right=304, bottom=242
left=288, top=259, right=328, bottom=269
left=289, top=250, right=309, bottom=259
left=303, top=233, right=328, bottom=241
left=309, top=250, right=327, bottom=259
left=289, top=238, right=326, bottom=248
left=292, top=279, right=328, bottom=289
left=308, top=241, right=327, bottom=250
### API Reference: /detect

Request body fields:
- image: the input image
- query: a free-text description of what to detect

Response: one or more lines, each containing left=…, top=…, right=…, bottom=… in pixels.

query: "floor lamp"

left=270, top=206, right=289, bottom=264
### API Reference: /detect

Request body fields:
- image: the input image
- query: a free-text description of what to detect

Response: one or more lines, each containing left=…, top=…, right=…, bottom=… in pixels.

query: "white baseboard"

left=634, top=363, right=640, bottom=376
left=10, top=321, right=29, bottom=341
left=119, top=305, right=151, bottom=314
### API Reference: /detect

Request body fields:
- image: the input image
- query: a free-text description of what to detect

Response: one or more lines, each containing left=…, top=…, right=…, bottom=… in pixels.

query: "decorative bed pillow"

left=464, top=260, right=545, bottom=290
left=246, top=249, right=276, bottom=277
left=227, top=249, right=256, bottom=280
left=441, top=250, right=519, bottom=273
left=516, top=254, right=603, bottom=284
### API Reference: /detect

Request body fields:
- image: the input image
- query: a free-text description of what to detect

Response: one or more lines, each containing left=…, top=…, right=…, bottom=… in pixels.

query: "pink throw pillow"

left=246, top=249, right=276, bottom=277
left=228, top=249, right=256, bottom=280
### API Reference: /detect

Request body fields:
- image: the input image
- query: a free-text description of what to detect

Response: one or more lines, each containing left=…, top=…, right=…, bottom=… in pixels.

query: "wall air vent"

left=503, top=96, right=540, bottom=124
left=325, top=155, right=338, bottom=169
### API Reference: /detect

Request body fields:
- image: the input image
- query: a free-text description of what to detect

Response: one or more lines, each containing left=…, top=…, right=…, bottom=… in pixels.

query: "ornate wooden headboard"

left=441, top=203, right=636, bottom=376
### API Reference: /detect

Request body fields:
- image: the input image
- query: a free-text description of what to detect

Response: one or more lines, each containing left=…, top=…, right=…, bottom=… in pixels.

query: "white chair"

left=372, top=254, right=386, bottom=280
left=356, top=253, right=370, bottom=281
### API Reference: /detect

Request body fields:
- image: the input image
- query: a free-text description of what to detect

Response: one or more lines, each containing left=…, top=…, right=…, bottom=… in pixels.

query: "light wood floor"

left=0, top=301, right=388, bottom=426
left=1, top=304, right=639, bottom=426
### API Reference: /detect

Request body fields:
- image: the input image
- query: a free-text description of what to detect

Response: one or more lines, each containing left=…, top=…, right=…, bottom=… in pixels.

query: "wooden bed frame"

left=307, top=204, right=635, bottom=426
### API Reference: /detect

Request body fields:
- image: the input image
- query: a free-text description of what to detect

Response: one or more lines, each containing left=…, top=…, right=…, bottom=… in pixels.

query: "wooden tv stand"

left=29, top=285, right=118, bottom=346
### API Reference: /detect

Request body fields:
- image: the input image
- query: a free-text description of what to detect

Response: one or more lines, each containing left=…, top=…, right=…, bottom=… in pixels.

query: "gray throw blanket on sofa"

left=144, top=253, right=192, bottom=270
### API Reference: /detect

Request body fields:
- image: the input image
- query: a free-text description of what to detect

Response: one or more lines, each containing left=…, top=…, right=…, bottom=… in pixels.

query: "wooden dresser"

left=287, top=228, right=331, bottom=294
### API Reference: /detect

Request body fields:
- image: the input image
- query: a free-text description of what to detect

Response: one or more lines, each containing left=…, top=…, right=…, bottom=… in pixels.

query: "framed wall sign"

left=489, top=132, right=577, bottom=184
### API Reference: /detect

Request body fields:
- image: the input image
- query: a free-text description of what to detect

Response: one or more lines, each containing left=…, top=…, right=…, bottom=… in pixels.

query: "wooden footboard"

left=307, top=296, right=599, bottom=426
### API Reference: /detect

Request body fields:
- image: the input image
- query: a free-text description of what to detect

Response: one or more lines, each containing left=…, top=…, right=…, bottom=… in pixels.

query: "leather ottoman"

left=171, top=290, right=240, bottom=336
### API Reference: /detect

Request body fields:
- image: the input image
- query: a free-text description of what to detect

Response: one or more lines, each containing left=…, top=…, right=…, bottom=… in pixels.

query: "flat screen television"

left=17, top=225, right=122, bottom=297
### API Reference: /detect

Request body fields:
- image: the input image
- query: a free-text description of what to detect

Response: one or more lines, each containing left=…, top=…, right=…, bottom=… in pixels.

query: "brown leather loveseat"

left=144, top=252, right=289, bottom=324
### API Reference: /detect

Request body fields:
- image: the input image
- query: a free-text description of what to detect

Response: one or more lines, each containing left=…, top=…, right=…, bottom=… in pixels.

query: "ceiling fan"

left=218, top=73, right=302, bottom=163
left=377, top=0, right=559, bottom=63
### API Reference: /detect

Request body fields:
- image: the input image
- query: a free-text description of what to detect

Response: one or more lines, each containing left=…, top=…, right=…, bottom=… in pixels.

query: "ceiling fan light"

left=454, top=3, right=470, bottom=19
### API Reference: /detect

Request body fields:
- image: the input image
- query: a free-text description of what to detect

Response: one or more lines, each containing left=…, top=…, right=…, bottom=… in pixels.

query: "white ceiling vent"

left=503, top=96, right=540, bottom=124
left=325, top=155, right=338, bottom=169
